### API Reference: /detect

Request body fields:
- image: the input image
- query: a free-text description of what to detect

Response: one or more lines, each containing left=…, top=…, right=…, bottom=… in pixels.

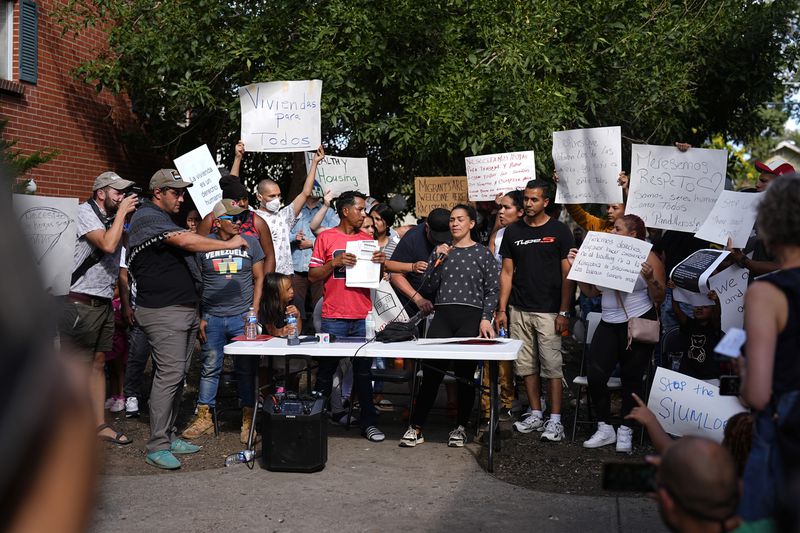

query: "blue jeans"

left=660, top=287, right=694, bottom=331
left=315, top=318, right=377, bottom=429
left=740, top=390, right=800, bottom=520
left=198, top=313, right=258, bottom=408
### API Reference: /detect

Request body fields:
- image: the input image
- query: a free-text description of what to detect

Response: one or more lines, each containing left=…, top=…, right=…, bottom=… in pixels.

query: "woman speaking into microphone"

left=398, top=204, right=499, bottom=449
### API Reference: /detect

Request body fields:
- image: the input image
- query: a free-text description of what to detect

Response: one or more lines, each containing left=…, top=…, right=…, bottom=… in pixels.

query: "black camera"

left=124, top=186, right=144, bottom=206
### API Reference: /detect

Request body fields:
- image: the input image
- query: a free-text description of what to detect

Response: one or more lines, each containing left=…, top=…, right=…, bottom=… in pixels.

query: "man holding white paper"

left=308, top=190, right=387, bottom=442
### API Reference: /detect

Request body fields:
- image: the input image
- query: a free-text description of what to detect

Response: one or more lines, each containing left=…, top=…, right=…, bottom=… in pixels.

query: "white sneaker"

left=399, top=426, right=424, bottom=447
left=513, top=412, right=544, bottom=433
left=109, top=397, right=125, bottom=413
left=583, top=422, right=617, bottom=448
left=540, top=419, right=565, bottom=442
left=448, top=425, right=467, bottom=447
left=616, top=425, right=633, bottom=453
left=125, top=397, right=140, bottom=418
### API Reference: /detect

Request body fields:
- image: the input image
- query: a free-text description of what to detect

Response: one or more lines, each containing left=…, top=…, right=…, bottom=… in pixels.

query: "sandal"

left=97, top=423, right=133, bottom=445
left=361, top=425, right=385, bottom=442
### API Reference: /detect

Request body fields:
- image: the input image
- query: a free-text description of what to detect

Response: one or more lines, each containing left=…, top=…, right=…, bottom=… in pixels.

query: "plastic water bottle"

left=365, top=314, right=376, bottom=340
left=224, top=449, right=255, bottom=466
left=286, top=313, right=299, bottom=345
left=498, top=326, right=507, bottom=338
left=244, top=307, right=258, bottom=340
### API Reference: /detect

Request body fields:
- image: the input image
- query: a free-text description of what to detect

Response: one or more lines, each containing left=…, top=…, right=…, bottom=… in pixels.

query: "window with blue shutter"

left=19, top=0, right=37, bottom=84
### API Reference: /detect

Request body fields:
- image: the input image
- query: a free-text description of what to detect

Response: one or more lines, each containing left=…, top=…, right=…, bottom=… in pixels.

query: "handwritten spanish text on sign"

left=465, top=151, right=536, bottom=201
left=553, top=126, right=623, bottom=204
left=648, top=367, right=746, bottom=443
left=708, top=264, right=749, bottom=333
left=567, top=231, right=652, bottom=293
left=14, top=194, right=78, bottom=296
left=304, top=153, right=369, bottom=198
left=239, top=80, right=322, bottom=153
left=694, top=191, right=762, bottom=248
left=626, top=145, right=727, bottom=232
left=173, top=145, right=223, bottom=218
left=414, top=176, right=470, bottom=217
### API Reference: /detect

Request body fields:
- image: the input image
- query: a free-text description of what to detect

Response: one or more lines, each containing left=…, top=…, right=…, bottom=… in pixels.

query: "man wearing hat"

left=59, top=171, right=139, bottom=446
left=754, top=158, right=795, bottom=192
left=128, top=170, right=249, bottom=469
left=181, top=199, right=265, bottom=444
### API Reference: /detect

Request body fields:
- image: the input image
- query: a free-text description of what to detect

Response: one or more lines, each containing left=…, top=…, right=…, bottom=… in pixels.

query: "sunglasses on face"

left=218, top=212, right=248, bottom=224
left=164, top=188, right=186, bottom=198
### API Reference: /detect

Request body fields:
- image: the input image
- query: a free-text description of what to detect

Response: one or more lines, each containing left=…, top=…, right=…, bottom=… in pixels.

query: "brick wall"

left=0, top=0, right=159, bottom=199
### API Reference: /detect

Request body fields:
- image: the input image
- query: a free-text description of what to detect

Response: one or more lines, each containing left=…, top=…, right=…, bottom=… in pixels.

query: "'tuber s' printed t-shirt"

left=499, top=217, right=574, bottom=313
left=309, top=228, right=372, bottom=319
left=197, top=234, right=264, bottom=317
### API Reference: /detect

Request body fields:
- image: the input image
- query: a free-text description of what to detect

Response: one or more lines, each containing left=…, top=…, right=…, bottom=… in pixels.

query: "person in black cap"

left=59, top=171, right=138, bottom=447
left=128, top=169, right=249, bottom=470
left=389, top=207, right=452, bottom=316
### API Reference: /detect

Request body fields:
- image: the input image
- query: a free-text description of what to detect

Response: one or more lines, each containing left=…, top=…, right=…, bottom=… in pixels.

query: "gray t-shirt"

left=197, top=234, right=264, bottom=317
left=70, top=201, right=122, bottom=299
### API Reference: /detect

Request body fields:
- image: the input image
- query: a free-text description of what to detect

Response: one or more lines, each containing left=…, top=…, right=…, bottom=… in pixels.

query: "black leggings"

left=410, top=305, right=481, bottom=429
left=587, top=307, right=656, bottom=425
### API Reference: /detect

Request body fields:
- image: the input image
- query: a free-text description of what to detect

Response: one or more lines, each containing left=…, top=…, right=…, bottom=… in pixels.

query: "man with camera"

left=59, top=171, right=139, bottom=446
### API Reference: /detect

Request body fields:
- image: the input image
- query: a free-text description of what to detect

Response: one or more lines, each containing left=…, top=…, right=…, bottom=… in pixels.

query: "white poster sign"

left=694, top=191, right=762, bottom=248
left=239, top=80, right=322, bottom=153
left=465, top=150, right=536, bottom=201
left=371, top=279, right=409, bottom=331
left=708, top=264, right=749, bottom=333
left=648, top=367, right=747, bottom=443
left=173, top=144, right=223, bottom=218
left=567, top=231, right=652, bottom=293
left=304, top=153, right=369, bottom=198
left=553, top=126, right=623, bottom=204
left=14, top=194, right=78, bottom=295
left=627, top=145, right=728, bottom=232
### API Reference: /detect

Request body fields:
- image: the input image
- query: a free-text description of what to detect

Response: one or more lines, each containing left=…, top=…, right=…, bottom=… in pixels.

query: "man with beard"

left=59, top=171, right=139, bottom=446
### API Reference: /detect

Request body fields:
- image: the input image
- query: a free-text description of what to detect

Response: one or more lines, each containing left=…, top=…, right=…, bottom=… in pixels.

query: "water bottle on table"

left=244, top=307, right=258, bottom=340
left=286, top=313, right=299, bottom=346
left=224, top=449, right=255, bottom=466
left=365, top=314, right=376, bottom=340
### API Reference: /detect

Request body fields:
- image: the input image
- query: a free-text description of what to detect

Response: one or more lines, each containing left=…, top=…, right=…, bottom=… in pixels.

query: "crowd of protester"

left=44, top=139, right=800, bottom=531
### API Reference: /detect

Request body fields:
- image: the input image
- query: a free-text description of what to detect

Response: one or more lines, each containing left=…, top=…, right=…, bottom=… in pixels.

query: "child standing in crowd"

left=104, top=284, right=128, bottom=413
left=672, top=291, right=723, bottom=381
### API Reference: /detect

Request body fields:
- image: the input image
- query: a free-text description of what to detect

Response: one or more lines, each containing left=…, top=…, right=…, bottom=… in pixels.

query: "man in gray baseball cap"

left=92, top=171, right=135, bottom=192
left=148, top=168, right=193, bottom=191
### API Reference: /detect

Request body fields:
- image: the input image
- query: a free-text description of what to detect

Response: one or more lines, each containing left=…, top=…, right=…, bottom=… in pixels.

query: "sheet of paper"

left=626, top=144, right=727, bottom=232
left=371, top=279, right=409, bottom=331
left=714, top=328, right=746, bottom=358
left=567, top=231, right=652, bottom=293
left=670, top=249, right=730, bottom=293
left=647, top=367, right=747, bottom=442
left=553, top=126, right=623, bottom=204
left=345, top=240, right=381, bottom=288
left=672, top=286, right=714, bottom=306
left=465, top=151, right=536, bottom=201
left=708, top=264, right=748, bottom=332
left=694, top=191, right=762, bottom=248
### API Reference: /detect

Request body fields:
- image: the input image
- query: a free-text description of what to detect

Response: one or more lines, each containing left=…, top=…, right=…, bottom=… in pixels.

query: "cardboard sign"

left=553, top=126, right=623, bottom=204
left=567, top=231, right=652, bottom=293
left=708, top=264, right=749, bottom=333
left=173, top=144, right=223, bottom=218
left=303, top=153, right=369, bottom=198
left=694, top=191, right=762, bottom=248
left=239, top=80, right=322, bottom=153
left=414, top=176, right=470, bottom=217
left=465, top=150, right=536, bottom=201
left=14, top=194, right=78, bottom=295
left=670, top=249, right=729, bottom=294
left=371, top=279, right=409, bottom=331
left=627, top=145, right=727, bottom=232
left=648, top=367, right=747, bottom=443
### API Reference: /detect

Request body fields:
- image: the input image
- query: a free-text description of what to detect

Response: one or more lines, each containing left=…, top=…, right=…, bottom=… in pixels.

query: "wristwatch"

left=558, top=311, right=569, bottom=318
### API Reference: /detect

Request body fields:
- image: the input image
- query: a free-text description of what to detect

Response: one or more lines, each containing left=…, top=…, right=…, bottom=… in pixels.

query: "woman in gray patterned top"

left=399, top=204, right=500, bottom=449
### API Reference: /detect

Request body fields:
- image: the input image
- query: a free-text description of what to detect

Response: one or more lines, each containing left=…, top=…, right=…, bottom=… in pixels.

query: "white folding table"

left=224, top=337, right=521, bottom=472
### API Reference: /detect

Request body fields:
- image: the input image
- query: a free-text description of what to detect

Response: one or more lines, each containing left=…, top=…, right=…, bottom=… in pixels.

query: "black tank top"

left=760, top=267, right=800, bottom=393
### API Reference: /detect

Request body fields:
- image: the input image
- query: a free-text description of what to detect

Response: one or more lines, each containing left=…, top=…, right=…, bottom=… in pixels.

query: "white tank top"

left=493, top=227, right=505, bottom=269
left=600, top=274, right=653, bottom=324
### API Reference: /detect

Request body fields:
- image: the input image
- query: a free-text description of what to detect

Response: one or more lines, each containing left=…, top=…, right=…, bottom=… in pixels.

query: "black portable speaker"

left=261, top=397, right=327, bottom=473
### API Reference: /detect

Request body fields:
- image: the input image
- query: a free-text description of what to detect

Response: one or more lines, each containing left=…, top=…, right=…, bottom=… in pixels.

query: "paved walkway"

left=91, top=432, right=666, bottom=533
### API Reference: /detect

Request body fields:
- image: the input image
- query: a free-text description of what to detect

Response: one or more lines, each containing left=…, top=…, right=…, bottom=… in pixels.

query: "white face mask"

left=263, top=198, right=281, bottom=213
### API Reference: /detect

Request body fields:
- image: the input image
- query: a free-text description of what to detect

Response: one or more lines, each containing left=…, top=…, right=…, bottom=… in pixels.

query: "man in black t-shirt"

left=496, top=180, right=574, bottom=442
left=129, top=169, right=248, bottom=470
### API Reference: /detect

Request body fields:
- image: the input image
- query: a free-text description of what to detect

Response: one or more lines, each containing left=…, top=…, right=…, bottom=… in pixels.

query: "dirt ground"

left=101, top=336, right=655, bottom=496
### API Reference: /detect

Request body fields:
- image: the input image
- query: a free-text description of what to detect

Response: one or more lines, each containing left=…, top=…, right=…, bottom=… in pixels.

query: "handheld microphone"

left=433, top=243, right=452, bottom=269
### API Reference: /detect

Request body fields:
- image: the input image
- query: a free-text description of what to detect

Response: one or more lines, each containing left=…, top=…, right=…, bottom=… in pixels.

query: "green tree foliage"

left=57, top=0, right=800, bottom=205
